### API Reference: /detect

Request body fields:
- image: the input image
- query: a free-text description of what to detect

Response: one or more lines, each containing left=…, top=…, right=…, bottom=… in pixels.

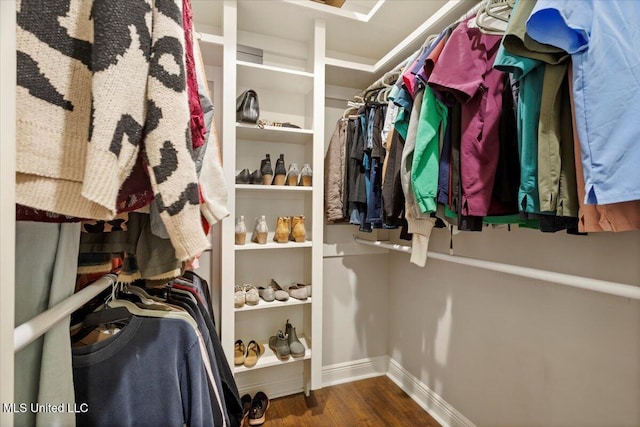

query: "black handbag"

left=236, top=89, right=259, bottom=123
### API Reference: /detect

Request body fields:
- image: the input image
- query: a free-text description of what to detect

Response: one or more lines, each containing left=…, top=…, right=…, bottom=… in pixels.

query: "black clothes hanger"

left=70, top=306, right=133, bottom=344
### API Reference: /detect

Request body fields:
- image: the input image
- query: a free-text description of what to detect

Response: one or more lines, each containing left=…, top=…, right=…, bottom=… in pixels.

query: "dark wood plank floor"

left=260, top=376, right=441, bottom=427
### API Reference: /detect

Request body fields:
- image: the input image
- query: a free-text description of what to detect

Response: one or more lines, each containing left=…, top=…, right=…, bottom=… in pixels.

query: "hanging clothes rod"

left=353, top=238, right=640, bottom=301
left=13, top=274, right=117, bottom=352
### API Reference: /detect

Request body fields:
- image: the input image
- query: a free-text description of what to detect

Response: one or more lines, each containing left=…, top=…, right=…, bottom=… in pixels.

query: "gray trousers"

left=15, top=222, right=80, bottom=427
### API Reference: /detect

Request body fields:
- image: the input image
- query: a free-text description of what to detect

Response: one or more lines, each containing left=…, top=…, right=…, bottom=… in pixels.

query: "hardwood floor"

left=257, top=376, right=441, bottom=427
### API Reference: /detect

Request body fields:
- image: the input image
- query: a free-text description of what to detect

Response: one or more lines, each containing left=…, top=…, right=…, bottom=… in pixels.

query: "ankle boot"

left=285, top=319, right=305, bottom=358
left=251, top=215, right=268, bottom=244
left=235, top=216, right=247, bottom=245
left=290, top=215, right=306, bottom=243
left=299, top=163, right=312, bottom=186
left=268, top=330, right=290, bottom=361
left=272, top=154, right=286, bottom=185
left=260, top=154, right=273, bottom=185
left=273, top=216, right=290, bottom=243
left=285, top=163, right=299, bottom=186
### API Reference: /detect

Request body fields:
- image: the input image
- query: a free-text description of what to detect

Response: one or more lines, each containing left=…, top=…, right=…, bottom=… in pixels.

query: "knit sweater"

left=16, top=0, right=209, bottom=260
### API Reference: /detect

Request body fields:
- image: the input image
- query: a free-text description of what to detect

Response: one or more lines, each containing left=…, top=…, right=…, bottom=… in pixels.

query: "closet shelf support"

left=13, top=274, right=117, bottom=352
left=353, top=238, right=640, bottom=301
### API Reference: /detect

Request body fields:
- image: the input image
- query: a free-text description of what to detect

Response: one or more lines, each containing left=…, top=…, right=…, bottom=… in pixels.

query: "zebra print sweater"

left=16, top=0, right=210, bottom=260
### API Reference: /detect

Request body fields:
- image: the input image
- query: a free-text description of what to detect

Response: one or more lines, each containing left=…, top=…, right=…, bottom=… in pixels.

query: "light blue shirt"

left=527, top=1, right=640, bottom=205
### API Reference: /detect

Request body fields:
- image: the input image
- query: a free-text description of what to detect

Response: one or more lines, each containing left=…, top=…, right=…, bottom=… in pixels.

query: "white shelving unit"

left=206, top=0, right=324, bottom=399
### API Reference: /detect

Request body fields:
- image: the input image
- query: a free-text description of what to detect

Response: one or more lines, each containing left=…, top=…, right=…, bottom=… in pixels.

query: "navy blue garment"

left=73, top=316, right=220, bottom=427
left=437, top=106, right=452, bottom=205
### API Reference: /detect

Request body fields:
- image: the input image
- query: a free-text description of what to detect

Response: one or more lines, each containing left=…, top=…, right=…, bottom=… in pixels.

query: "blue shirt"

left=527, top=1, right=640, bottom=205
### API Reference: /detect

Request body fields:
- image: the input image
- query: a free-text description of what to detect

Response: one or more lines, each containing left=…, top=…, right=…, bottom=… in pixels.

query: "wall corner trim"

left=387, top=358, right=477, bottom=427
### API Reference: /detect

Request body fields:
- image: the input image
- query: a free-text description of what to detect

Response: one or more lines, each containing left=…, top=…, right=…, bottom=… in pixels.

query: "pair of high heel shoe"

left=235, top=154, right=285, bottom=185
left=236, top=154, right=312, bottom=186
left=235, top=215, right=306, bottom=245
left=273, top=215, right=306, bottom=243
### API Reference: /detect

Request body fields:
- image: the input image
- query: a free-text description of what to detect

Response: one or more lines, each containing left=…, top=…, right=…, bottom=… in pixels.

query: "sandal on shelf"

left=244, top=340, right=265, bottom=368
left=234, top=339, right=246, bottom=365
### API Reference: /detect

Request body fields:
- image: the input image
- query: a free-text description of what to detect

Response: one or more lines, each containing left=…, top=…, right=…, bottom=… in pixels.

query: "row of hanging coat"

left=14, top=1, right=235, bottom=426
left=325, top=0, right=640, bottom=267
left=71, top=271, right=242, bottom=427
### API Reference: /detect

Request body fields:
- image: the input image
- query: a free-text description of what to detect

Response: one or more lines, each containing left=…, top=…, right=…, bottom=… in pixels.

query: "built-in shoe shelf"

left=233, top=336, right=311, bottom=374
left=235, top=241, right=312, bottom=251
left=236, top=123, right=313, bottom=144
left=235, top=184, right=312, bottom=192
left=235, top=297, right=312, bottom=313
left=237, top=61, right=314, bottom=95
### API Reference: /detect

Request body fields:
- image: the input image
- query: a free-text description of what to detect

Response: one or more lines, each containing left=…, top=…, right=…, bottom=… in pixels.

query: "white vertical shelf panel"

left=0, top=0, right=16, bottom=424
left=310, top=18, right=326, bottom=391
left=221, top=0, right=238, bottom=368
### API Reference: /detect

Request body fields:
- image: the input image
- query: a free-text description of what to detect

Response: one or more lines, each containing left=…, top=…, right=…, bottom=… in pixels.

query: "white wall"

left=321, top=101, right=391, bottom=367
left=388, top=226, right=640, bottom=427
left=323, top=252, right=389, bottom=366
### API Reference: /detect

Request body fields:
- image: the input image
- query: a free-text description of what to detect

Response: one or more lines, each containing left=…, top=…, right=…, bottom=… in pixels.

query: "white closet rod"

left=13, top=274, right=117, bottom=352
left=354, top=238, right=640, bottom=301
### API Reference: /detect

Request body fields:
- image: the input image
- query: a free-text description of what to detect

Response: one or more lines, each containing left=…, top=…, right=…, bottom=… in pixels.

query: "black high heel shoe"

left=272, top=154, right=286, bottom=185
left=260, top=154, right=273, bottom=185
left=249, top=168, right=263, bottom=184
left=236, top=168, right=250, bottom=184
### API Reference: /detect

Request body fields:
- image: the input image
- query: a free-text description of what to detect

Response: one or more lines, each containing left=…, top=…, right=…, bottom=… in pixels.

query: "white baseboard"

left=386, top=358, right=476, bottom=427
left=321, top=356, right=388, bottom=387
left=236, top=356, right=474, bottom=427
left=236, top=375, right=305, bottom=400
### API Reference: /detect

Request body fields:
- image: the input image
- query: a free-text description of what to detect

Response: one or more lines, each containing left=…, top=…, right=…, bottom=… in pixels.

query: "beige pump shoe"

left=273, top=216, right=290, bottom=243
left=251, top=215, right=268, bottom=244
left=290, top=215, right=306, bottom=243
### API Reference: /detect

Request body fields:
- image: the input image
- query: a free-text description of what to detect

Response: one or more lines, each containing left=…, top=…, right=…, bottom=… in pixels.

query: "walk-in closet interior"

left=1, top=0, right=640, bottom=426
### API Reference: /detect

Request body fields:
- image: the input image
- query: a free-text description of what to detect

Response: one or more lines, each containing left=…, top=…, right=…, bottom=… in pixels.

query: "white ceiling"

left=192, top=0, right=478, bottom=88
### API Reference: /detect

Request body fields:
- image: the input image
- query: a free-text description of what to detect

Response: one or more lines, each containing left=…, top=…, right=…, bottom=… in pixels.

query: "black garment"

left=349, top=114, right=367, bottom=204
left=492, top=73, right=520, bottom=211
left=382, top=130, right=406, bottom=227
